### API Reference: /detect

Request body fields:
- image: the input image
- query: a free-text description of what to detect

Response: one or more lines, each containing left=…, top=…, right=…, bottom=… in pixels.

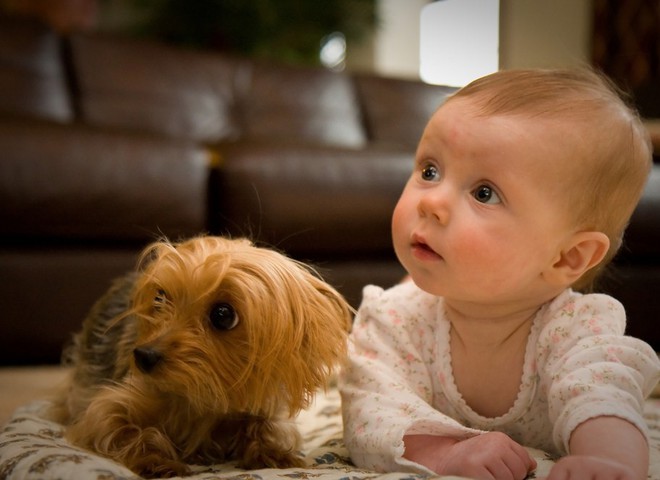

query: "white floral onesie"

left=339, top=281, right=660, bottom=474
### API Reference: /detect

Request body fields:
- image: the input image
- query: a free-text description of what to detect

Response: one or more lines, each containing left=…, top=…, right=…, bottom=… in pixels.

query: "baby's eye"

left=473, top=185, right=501, bottom=204
left=420, top=164, right=440, bottom=182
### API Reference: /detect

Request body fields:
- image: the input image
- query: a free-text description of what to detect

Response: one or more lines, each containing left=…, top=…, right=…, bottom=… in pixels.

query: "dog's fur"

left=49, top=236, right=352, bottom=478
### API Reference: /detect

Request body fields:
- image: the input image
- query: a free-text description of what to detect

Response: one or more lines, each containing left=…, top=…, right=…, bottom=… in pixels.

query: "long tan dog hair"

left=50, top=236, right=353, bottom=478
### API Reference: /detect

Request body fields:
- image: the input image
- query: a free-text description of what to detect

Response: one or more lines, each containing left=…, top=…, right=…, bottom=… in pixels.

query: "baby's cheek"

left=391, top=201, right=412, bottom=245
left=451, top=225, right=496, bottom=259
left=451, top=229, right=520, bottom=282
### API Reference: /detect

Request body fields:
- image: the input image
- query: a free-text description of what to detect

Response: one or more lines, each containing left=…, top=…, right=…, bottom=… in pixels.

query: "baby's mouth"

left=411, top=236, right=443, bottom=260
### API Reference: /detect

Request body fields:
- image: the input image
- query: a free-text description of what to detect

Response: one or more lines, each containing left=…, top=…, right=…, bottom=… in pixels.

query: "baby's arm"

left=545, top=416, right=648, bottom=480
left=538, top=294, right=660, bottom=480
left=404, top=432, right=536, bottom=480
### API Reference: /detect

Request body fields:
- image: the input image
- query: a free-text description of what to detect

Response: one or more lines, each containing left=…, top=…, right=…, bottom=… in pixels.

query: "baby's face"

left=392, top=97, right=579, bottom=310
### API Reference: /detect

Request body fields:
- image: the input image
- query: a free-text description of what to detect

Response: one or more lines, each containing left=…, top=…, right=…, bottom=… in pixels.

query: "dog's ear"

left=281, top=264, right=353, bottom=411
left=234, top=250, right=353, bottom=415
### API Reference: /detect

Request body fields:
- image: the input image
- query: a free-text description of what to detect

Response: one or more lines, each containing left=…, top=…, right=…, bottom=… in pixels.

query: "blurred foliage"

left=121, top=0, right=377, bottom=65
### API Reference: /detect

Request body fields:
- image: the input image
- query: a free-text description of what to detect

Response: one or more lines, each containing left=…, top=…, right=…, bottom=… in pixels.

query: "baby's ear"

left=546, top=231, right=610, bottom=286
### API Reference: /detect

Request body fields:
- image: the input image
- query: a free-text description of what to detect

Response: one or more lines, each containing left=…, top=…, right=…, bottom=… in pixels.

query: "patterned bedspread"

left=1, top=386, right=659, bottom=480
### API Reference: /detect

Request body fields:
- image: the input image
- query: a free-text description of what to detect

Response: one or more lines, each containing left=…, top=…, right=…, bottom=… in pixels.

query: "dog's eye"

left=209, top=302, right=239, bottom=330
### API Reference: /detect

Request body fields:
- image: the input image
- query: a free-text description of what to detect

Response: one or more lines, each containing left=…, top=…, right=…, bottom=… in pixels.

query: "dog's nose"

left=133, top=347, right=163, bottom=373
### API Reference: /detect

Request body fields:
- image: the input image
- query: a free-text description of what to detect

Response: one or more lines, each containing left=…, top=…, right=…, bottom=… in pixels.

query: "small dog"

left=50, top=236, right=352, bottom=478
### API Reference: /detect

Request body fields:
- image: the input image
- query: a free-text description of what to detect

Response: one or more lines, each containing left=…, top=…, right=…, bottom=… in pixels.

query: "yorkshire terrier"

left=49, top=236, right=352, bottom=478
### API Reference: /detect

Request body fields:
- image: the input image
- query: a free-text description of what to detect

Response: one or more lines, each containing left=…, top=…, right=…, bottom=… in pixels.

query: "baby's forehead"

left=433, top=96, right=588, bottom=138
left=428, top=97, right=593, bottom=178
left=436, top=95, right=603, bottom=151
left=439, top=94, right=584, bottom=123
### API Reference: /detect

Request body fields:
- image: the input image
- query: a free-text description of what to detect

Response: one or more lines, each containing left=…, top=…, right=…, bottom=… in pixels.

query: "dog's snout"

left=133, top=346, right=163, bottom=373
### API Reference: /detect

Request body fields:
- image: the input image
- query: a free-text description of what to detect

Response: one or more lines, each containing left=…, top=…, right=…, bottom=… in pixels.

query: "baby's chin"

left=400, top=269, right=444, bottom=297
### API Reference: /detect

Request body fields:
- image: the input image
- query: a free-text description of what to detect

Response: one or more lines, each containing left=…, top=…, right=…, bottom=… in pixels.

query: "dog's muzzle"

left=133, top=347, right=163, bottom=373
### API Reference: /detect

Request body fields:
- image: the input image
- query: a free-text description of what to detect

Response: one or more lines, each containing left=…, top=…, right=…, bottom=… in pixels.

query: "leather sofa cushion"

left=0, top=17, right=72, bottom=122
left=354, top=74, right=455, bottom=149
left=0, top=247, right=139, bottom=365
left=70, top=34, right=367, bottom=149
left=70, top=33, right=241, bottom=143
left=241, top=61, right=367, bottom=148
left=0, top=120, right=209, bottom=241
left=215, top=142, right=411, bottom=255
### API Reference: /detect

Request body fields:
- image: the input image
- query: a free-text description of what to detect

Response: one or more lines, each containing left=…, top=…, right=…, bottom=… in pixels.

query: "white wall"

left=352, top=0, right=593, bottom=80
left=372, top=0, right=430, bottom=79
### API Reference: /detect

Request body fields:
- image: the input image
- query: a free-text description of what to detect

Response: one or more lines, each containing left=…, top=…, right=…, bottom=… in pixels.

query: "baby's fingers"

left=455, top=432, right=536, bottom=480
left=497, top=441, right=537, bottom=480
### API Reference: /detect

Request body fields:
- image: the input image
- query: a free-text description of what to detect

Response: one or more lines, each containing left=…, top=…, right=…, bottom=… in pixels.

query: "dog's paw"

left=233, top=416, right=306, bottom=470
left=239, top=448, right=306, bottom=470
left=130, top=455, right=191, bottom=479
left=274, top=452, right=307, bottom=469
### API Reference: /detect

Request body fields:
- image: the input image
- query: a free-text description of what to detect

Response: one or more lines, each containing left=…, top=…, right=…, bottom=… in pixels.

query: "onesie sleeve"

left=339, top=284, right=483, bottom=474
left=538, top=293, right=660, bottom=454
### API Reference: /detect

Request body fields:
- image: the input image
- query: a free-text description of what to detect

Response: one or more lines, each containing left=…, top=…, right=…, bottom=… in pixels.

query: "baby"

left=339, top=68, right=660, bottom=480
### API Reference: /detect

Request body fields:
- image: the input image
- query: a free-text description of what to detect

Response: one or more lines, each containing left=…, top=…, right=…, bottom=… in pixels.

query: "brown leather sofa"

left=1, top=17, right=659, bottom=366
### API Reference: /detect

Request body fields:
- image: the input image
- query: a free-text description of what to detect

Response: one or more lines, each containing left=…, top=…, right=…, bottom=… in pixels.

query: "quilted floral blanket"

left=1, top=385, right=659, bottom=480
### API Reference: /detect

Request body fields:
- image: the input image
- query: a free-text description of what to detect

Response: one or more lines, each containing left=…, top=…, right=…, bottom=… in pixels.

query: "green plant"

left=125, top=0, right=377, bottom=65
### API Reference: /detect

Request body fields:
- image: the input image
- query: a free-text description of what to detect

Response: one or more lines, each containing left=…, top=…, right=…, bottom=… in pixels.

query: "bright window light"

left=420, top=0, right=499, bottom=87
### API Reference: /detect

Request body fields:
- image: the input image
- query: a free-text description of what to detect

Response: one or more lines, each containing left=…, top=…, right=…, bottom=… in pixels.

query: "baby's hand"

left=439, top=432, right=536, bottom=480
left=544, top=455, right=638, bottom=480
left=405, top=431, right=536, bottom=480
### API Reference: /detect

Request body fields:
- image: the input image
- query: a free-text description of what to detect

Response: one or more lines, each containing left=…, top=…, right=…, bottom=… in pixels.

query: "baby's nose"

left=418, top=188, right=451, bottom=224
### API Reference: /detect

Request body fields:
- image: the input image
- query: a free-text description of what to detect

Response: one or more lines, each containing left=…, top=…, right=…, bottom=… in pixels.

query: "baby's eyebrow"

left=415, top=145, right=441, bottom=162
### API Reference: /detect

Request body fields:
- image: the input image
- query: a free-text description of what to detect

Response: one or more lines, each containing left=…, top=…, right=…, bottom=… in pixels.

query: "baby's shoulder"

left=536, top=290, right=660, bottom=393
left=543, top=290, right=626, bottom=328
left=534, top=289, right=643, bottom=361
left=545, top=290, right=626, bottom=326
left=542, top=289, right=626, bottom=335
left=358, top=281, right=441, bottom=323
left=362, top=280, right=437, bottom=305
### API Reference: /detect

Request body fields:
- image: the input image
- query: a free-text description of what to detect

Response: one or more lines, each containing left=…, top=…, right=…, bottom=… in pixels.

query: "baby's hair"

left=448, top=68, right=652, bottom=290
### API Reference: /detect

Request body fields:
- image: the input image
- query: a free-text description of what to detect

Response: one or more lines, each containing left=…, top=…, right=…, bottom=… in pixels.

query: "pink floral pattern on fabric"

left=339, top=282, right=660, bottom=474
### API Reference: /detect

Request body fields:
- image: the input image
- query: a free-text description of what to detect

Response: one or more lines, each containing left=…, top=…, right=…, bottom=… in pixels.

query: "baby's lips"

left=410, top=234, right=443, bottom=260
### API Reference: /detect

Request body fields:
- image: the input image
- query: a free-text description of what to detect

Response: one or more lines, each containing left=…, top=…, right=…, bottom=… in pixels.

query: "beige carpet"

left=0, top=366, right=70, bottom=426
